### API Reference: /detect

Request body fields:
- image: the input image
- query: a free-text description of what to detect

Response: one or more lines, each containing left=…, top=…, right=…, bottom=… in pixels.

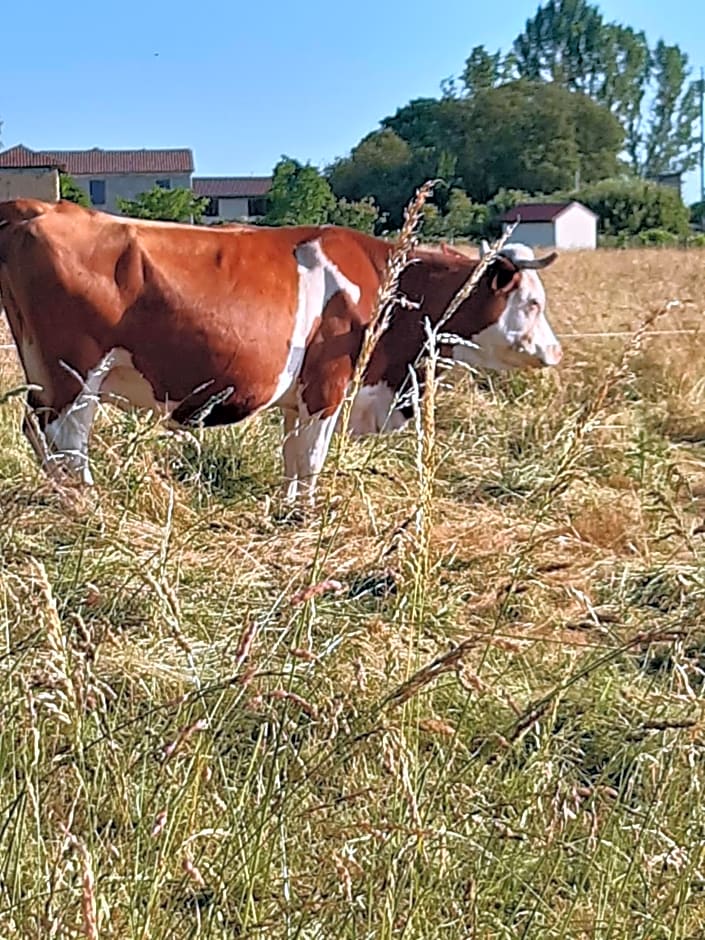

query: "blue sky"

left=1, top=0, right=703, bottom=202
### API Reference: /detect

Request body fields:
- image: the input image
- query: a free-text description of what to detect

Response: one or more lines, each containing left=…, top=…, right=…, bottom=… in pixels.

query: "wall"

left=503, top=221, right=556, bottom=249
left=73, top=172, right=193, bottom=214
left=202, top=196, right=252, bottom=224
left=0, top=167, right=60, bottom=202
left=554, top=207, right=597, bottom=250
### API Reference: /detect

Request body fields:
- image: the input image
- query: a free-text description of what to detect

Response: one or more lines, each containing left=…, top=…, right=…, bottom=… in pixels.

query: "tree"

left=643, top=41, right=701, bottom=175
left=577, top=178, right=691, bottom=237
left=264, top=157, right=335, bottom=226
left=117, top=186, right=208, bottom=223
left=329, top=196, right=381, bottom=233
left=327, top=129, right=437, bottom=229
left=59, top=172, right=90, bottom=207
left=456, top=81, right=623, bottom=200
left=459, top=45, right=519, bottom=97
left=511, top=0, right=700, bottom=175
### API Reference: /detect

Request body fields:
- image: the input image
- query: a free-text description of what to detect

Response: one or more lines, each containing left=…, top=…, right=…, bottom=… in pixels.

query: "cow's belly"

left=100, top=349, right=179, bottom=414
left=347, top=382, right=409, bottom=436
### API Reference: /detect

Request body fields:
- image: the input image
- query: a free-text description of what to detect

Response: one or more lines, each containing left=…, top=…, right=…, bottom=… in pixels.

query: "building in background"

left=0, top=146, right=64, bottom=202
left=193, top=177, right=271, bottom=223
left=0, top=145, right=194, bottom=213
left=501, top=201, right=598, bottom=250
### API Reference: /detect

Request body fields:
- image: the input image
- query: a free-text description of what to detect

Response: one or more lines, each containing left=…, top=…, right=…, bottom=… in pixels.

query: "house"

left=193, top=177, right=272, bottom=223
left=500, top=201, right=598, bottom=251
left=0, top=147, right=64, bottom=203
left=0, top=145, right=194, bottom=214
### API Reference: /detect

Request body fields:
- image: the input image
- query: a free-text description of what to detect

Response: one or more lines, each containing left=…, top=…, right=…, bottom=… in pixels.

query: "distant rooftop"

left=0, top=144, right=194, bottom=175
left=501, top=201, right=597, bottom=223
left=193, top=177, right=272, bottom=198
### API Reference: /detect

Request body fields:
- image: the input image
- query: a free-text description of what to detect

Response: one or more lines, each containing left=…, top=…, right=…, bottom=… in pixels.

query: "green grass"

left=0, top=247, right=705, bottom=937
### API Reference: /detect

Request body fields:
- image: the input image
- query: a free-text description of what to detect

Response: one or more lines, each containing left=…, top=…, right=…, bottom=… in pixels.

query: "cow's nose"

left=537, top=344, right=563, bottom=367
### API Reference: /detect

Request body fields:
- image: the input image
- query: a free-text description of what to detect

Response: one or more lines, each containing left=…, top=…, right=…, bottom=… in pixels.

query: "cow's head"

left=448, top=241, right=562, bottom=372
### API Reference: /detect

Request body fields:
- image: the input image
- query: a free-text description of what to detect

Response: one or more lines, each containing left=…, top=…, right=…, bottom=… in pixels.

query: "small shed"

left=500, top=201, right=598, bottom=251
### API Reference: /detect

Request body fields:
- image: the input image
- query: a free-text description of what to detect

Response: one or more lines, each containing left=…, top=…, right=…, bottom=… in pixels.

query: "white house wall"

left=73, top=172, right=193, bottom=214
left=216, top=196, right=250, bottom=220
left=554, top=206, right=597, bottom=250
left=0, top=167, right=60, bottom=202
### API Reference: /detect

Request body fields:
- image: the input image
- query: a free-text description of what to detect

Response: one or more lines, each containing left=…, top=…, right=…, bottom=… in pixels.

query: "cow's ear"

left=490, top=261, right=521, bottom=294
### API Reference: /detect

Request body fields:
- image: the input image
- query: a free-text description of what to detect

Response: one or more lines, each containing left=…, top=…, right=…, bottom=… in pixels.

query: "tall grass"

left=0, top=243, right=704, bottom=937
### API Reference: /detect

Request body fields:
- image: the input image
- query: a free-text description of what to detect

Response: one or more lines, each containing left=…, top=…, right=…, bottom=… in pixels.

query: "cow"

left=0, top=198, right=561, bottom=503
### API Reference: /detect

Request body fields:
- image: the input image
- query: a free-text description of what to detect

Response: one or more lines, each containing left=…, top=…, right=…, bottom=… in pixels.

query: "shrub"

left=577, top=177, right=690, bottom=238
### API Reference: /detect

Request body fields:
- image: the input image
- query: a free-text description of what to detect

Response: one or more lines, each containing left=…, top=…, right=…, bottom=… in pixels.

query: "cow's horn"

left=514, top=251, right=558, bottom=270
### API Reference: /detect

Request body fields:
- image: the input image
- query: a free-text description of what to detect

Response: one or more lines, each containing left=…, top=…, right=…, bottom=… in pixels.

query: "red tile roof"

left=0, top=145, right=66, bottom=170
left=501, top=201, right=596, bottom=223
left=0, top=144, right=194, bottom=175
left=193, top=177, right=272, bottom=198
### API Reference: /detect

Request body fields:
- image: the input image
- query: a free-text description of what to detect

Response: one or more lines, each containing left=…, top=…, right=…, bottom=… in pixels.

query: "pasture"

left=0, top=246, right=704, bottom=938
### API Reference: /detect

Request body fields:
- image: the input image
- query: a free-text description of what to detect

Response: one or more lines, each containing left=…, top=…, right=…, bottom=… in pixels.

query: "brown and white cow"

left=0, top=199, right=561, bottom=501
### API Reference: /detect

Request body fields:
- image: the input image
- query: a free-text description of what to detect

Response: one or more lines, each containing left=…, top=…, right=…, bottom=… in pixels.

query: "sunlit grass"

left=0, top=245, right=704, bottom=937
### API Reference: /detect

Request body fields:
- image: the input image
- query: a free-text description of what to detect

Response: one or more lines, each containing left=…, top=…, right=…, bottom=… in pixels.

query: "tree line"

left=60, top=0, right=705, bottom=243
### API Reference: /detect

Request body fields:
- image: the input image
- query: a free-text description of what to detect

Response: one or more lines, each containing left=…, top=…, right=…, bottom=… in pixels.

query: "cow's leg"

left=282, top=406, right=300, bottom=502
left=42, top=350, right=119, bottom=485
left=283, top=401, right=343, bottom=506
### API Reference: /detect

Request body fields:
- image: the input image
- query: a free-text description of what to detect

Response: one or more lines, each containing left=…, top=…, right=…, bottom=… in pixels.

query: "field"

left=0, top=245, right=705, bottom=938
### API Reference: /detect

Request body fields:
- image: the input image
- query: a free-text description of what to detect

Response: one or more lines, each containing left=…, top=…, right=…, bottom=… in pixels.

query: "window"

left=247, top=196, right=268, bottom=217
left=89, top=179, right=106, bottom=205
left=156, top=178, right=171, bottom=189
left=204, top=197, right=219, bottom=217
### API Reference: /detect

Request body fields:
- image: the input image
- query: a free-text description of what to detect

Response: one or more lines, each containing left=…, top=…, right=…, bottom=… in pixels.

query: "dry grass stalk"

left=434, top=220, right=519, bottom=339
left=336, top=180, right=437, bottom=448
left=61, top=827, right=99, bottom=940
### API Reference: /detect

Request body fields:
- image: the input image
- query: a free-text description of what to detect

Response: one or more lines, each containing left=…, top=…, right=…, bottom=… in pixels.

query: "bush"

left=634, top=228, right=681, bottom=246
left=59, top=173, right=90, bottom=207
left=577, top=178, right=690, bottom=238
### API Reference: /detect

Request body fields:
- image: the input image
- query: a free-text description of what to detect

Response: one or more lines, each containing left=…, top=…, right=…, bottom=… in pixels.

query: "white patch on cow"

left=282, top=395, right=343, bottom=505
left=451, top=242, right=562, bottom=372
left=267, top=238, right=361, bottom=412
left=99, top=348, right=180, bottom=415
left=346, top=383, right=408, bottom=436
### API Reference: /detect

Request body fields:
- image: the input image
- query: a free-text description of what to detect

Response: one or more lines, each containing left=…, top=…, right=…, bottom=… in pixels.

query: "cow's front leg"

left=282, top=407, right=300, bottom=503
left=41, top=351, right=118, bottom=486
left=282, top=401, right=343, bottom=506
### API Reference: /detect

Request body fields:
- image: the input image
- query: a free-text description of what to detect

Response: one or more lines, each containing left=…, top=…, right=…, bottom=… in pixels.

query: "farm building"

left=0, top=147, right=63, bottom=203
left=501, top=201, right=598, bottom=250
left=0, top=145, right=194, bottom=214
left=193, top=177, right=272, bottom=223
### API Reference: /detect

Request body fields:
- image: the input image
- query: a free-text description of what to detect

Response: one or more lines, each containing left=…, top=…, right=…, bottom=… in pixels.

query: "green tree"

left=578, top=178, right=691, bottom=237
left=59, top=173, right=90, bottom=207
left=456, top=81, right=623, bottom=200
left=511, top=0, right=700, bottom=175
left=643, top=41, right=701, bottom=175
left=460, top=46, right=505, bottom=97
left=327, top=129, right=437, bottom=229
left=443, top=189, right=488, bottom=237
left=329, top=196, right=380, bottom=233
left=117, top=185, right=208, bottom=223
left=264, top=157, right=335, bottom=226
